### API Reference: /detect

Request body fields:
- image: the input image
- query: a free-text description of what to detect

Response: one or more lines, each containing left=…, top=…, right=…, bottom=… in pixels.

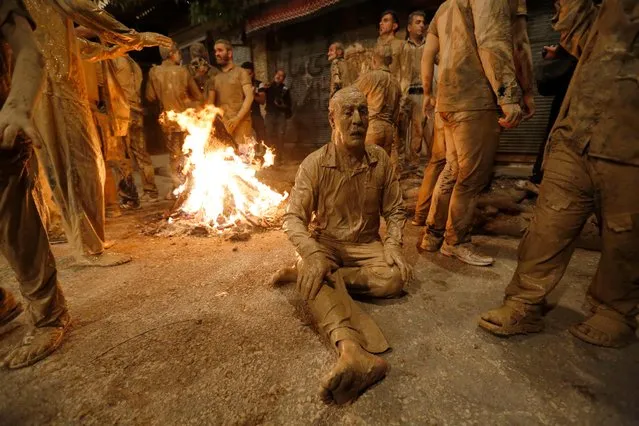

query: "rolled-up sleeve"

left=283, top=156, right=323, bottom=258
left=552, top=0, right=598, bottom=59
left=471, top=0, right=521, bottom=106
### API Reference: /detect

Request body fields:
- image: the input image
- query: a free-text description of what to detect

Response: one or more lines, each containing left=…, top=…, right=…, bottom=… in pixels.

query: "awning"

left=245, top=0, right=342, bottom=34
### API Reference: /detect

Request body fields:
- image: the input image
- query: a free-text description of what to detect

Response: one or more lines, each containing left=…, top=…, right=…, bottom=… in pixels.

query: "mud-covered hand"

left=384, top=245, right=412, bottom=283
left=0, top=105, right=41, bottom=150
left=422, top=94, right=435, bottom=116
left=226, top=117, right=240, bottom=134
left=297, top=252, right=331, bottom=301
left=139, top=32, right=174, bottom=49
left=523, top=93, right=536, bottom=121
left=498, top=103, right=523, bottom=129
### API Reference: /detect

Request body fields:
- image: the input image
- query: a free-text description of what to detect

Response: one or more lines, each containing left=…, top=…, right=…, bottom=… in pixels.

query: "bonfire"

left=150, top=105, right=288, bottom=238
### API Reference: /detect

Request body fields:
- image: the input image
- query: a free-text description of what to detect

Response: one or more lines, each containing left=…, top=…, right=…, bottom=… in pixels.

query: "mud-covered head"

left=160, top=43, right=181, bottom=65
left=379, top=10, right=399, bottom=36
left=329, top=87, right=369, bottom=152
left=372, top=45, right=393, bottom=70
left=328, top=42, right=345, bottom=61
left=407, top=11, right=426, bottom=40
left=214, top=39, right=233, bottom=66
left=189, top=42, right=210, bottom=63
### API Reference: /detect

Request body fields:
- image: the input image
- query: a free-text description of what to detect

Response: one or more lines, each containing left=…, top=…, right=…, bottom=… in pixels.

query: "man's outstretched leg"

left=0, top=149, right=69, bottom=369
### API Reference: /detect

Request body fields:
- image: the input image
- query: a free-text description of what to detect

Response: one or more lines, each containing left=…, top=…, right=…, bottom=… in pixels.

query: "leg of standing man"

left=128, top=109, right=159, bottom=201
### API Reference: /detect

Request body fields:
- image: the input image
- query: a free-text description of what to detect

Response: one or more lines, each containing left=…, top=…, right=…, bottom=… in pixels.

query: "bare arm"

left=145, top=70, right=157, bottom=103
left=512, top=16, right=535, bottom=119
left=421, top=33, right=439, bottom=113
left=236, top=83, right=254, bottom=122
left=0, top=13, right=44, bottom=148
left=53, top=0, right=172, bottom=50
left=254, top=90, right=266, bottom=105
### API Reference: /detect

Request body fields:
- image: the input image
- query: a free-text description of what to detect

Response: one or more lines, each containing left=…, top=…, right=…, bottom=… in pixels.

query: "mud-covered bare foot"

left=74, top=251, right=132, bottom=268
left=268, top=266, right=297, bottom=287
left=4, top=312, right=70, bottom=369
left=320, top=340, right=388, bottom=405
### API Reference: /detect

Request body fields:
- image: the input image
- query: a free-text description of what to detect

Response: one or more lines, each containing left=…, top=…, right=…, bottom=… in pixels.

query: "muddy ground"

left=1, top=162, right=638, bottom=425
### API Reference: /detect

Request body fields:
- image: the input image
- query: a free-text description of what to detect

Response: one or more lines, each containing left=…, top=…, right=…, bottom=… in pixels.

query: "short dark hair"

left=381, top=9, right=400, bottom=30
left=241, top=61, right=255, bottom=71
left=408, top=11, right=426, bottom=25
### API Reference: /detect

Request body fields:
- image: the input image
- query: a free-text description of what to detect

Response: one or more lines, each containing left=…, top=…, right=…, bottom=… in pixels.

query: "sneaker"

left=420, top=233, right=444, bottom=252
left=440, top=242, right=494, bottom=266
left=0, top=290, right=23, bottom=327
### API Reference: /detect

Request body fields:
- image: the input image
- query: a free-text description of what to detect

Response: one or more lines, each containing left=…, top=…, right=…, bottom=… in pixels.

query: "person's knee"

left=367, top=266, right=404, bottom=298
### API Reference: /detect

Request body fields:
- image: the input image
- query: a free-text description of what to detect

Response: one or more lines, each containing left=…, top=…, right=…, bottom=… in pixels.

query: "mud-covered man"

left=187, top=42, right=217, bottom=95
left=353, top=45, right=401, bottom=159
left=272, top=87, right=411, bottom=405
left=328, top=42, right=353, bottom=98
left=480, top=0, right=639, bottom=349
left=146, top=44, right=202, bottom=197
left=0, top=0, right=69, bottom=369
left=376, top=10, right=404, bottom=83
left=210, top=39, right=254, bottom=147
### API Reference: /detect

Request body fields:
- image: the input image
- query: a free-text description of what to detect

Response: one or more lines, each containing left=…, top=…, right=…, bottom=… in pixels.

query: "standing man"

left=265, top=69, right=292, bottom=161
left=273, top=87, right=410, bottom=405
left=400, top=10, right=428, bottom=168
left=376, top=10, right=404, bottom=83
left=146, top=44, right=202, bottom=197
left=419, top=0, right=524, bottom=266
left=328, top=42, right=353, bottom=98
left=0, top=0, right=69, bottom=369
left=353, top=46, right=401, bottom=159
left=480, top=0, right=639, bottom=348
left=187, top=42, right=218, bottom=95
left=241, top=61, right=267, bottom=144
left=24, top=0, right=172, bottom=266
left=210, top=39, right=254, bottom=147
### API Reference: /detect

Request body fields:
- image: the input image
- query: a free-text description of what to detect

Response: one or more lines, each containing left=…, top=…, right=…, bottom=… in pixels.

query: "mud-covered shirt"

left=146, top=60, right=201, bottom=113
left=283, top=143, right=406, bottom=258
left=550, top=0, right=639, bottom=167
left=354, top=68, right=401, bottom=125
left=376, top=35, right=404, bottom=83
left=429, top=0, right=520, bottom=112
left=0, top=0, right=34, bottom=108
left=400, top=37, right=426, bottom=91
left=211, top=64, right=252, bottom=121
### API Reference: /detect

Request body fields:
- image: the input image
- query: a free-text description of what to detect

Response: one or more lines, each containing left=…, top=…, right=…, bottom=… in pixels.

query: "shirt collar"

left=321, top=142, right=379, bottom=170
left=407, top=37, right=425, bottom=47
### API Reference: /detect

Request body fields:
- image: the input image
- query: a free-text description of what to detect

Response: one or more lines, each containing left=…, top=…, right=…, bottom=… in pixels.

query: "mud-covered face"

left=274, top=70, right=286, bottom=84
left=408, top=15, right=426, bottom=38
left=328, top=44, right=339, bottom=61
left=215, top=44, right=231, bottom=66
left=331, top=93, right=369, bottom=151
left=379, top=14, right=397, bottom=36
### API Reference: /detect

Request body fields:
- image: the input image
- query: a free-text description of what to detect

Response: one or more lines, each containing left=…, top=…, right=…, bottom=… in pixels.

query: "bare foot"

left=320, top=340, right=388, bottom=405
left=4, top=312, right=70, bottom=369
left=74, top=251, right=132, bottom=268
left=268, top=266, right=297, bottom=287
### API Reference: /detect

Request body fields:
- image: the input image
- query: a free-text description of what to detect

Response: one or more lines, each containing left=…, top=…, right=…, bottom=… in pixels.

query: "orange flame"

left=164, top=105, right=287, bottom=229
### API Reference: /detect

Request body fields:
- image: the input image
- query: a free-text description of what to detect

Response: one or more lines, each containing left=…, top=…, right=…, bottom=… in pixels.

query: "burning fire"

left=163, top=105, right=287, bottom=231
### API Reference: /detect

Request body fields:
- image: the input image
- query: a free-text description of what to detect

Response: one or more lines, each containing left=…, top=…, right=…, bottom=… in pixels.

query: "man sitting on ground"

left=271, top=87, right=411, bottom=405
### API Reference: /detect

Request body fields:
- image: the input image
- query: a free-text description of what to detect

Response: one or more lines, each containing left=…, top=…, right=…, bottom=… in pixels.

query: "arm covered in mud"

left=53, top=0, right=172, bottom=50
left=470, top=0, right=520, bottom=106
left=282, top=157, right=323, bottom=259
left=0, top=3, right=44, bottom=149
left=512, top=14, right=535, bottom=119
left=421, top=33, right=439, bottom=113
left=552, top=0, right=599, bottom=59
left=77, top=37, right=128, bottom=62
left=381, top=155, right=406, bottom=249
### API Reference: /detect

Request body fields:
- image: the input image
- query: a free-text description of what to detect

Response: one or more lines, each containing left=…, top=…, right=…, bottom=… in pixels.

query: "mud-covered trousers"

left=413, top=114, right=446, bottom=223
left=505, top=142, right=639, bottom=320
left=0, top=144, right=67, bottom=327
left=425, top=111, right=501, bottom=245
left=297, top=237, right=404, bottom=355
left=127, top=110, right=158, bottom=197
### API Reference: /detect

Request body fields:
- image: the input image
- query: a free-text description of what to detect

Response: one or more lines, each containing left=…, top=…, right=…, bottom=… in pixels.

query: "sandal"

left=570, top=308, right=636, bottom=348
left=478, top=300, right=544, bottom=336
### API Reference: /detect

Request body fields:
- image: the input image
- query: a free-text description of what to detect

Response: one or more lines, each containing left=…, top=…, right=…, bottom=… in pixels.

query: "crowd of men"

left=0, top=0, right=636, bottom=410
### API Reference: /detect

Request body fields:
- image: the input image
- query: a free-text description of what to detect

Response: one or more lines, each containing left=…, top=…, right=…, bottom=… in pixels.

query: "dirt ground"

left=1, top=162, right=638, bottom=425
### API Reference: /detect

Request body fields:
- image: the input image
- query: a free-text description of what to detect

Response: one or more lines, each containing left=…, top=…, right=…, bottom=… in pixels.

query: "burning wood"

left=151, top=105, right=288, bottom=237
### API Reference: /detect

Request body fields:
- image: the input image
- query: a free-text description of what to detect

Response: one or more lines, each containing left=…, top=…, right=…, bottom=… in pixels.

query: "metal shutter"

left=498, top=0, right=560, bottom=154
